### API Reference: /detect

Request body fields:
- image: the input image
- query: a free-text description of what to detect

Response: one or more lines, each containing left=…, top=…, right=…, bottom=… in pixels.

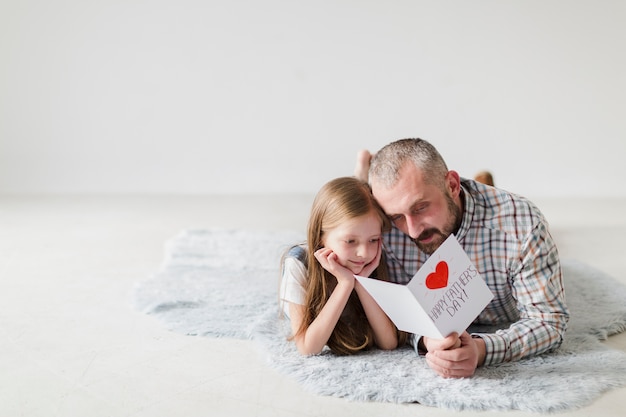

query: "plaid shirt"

left=383, top=178, right=569, bottom=366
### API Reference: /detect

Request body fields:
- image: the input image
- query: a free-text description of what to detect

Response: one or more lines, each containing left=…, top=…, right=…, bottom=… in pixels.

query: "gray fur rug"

left=133, top=229, right=626, bottom=413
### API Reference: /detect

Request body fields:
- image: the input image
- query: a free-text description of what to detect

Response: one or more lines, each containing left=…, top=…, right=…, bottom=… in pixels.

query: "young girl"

left=279, top=176, right=405, bottom=355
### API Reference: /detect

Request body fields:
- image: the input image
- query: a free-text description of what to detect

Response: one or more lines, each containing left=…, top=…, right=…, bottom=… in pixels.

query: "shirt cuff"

left=471, top=332, right=507, bottom=366
left=408, top=333, right=426, bottom=356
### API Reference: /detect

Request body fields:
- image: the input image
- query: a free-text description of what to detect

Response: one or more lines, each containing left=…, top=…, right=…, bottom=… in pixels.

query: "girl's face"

left=322, top=212, right=382, bottom=275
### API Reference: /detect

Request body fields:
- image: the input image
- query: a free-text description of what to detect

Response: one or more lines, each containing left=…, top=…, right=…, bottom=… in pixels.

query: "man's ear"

left=445, top=170, right=462, bottom=197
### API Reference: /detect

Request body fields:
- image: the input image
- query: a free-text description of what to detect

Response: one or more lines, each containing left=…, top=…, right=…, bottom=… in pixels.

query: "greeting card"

left=356, top=234, right=494, bottom=338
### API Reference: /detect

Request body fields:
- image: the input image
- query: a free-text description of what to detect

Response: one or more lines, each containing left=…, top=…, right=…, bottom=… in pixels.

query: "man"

left=356, top=139, right=569, bottom=378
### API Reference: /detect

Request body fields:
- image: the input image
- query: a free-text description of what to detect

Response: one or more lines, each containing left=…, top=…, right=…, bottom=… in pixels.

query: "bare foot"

left=354, top=149, right=372, bottom=182
left=474, top=171, right=494, bottom=187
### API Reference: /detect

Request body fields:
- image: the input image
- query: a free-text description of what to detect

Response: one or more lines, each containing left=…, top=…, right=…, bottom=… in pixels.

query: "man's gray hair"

left=369, top=138, right=449, bottom=189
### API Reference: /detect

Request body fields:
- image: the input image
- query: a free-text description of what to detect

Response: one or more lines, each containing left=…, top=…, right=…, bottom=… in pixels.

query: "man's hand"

left=422, top=333, right=462, bottom=351
left=424, top=332, right=486, bottom=378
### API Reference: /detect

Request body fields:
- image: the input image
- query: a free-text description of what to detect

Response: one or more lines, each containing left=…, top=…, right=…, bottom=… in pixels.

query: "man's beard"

left=412, top=192, right=462, bottom=255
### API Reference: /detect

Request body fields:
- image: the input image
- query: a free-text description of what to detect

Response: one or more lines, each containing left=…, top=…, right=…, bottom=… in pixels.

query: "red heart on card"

left=426, top=261, right=449, bottom=289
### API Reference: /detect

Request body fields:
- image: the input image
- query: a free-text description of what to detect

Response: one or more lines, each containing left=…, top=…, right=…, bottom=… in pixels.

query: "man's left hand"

left=424, top=332, right=486, bottom=378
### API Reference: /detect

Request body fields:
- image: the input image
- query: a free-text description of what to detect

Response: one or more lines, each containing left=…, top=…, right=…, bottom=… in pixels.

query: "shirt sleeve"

left=383, top=226, right=418, bottom=285
left=473, top=221, right=570, bottom=365
left=279, top=256, right=307, bottom=317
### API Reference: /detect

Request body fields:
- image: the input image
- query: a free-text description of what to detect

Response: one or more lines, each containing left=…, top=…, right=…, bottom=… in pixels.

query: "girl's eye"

left=345, top=239, right=355, bottom=244
left=370, top=238, right=380, bottom=243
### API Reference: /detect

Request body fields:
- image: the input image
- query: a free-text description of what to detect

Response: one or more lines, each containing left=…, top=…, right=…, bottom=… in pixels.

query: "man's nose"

left=406, top=216, right=423, bottom=240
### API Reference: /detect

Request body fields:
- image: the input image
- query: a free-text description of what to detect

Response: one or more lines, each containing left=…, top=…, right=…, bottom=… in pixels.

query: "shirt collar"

left=455, top=179, right=474, bottom=241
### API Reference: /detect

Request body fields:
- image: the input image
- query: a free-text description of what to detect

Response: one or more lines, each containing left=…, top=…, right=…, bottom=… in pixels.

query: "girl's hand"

left=314, top=248, right=355, bottom=287
left=359, top=239, right=382, bottom=278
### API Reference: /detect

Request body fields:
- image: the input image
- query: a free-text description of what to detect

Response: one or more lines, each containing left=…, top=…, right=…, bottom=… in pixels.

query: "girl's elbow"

left=295, top=342, right=323, bottom=356
left=377, top=339, right=398, bottom=351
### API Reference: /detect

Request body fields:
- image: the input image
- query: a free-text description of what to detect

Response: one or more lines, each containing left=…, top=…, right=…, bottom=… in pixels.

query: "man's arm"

left=424, top=221, right=569, bottom=376
left=474, top=221, right=569, bottom=365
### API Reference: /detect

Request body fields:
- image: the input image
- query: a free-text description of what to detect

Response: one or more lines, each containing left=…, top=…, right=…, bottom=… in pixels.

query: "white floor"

left=1, top=195, right=625, bottom=417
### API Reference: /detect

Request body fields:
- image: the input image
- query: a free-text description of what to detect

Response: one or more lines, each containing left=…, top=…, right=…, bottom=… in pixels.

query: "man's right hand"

left=422, top=332, right=462, bottom=351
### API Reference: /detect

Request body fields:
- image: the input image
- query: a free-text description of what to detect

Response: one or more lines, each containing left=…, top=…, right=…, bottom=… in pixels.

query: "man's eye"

left=414, top=205, right=428, bottom=214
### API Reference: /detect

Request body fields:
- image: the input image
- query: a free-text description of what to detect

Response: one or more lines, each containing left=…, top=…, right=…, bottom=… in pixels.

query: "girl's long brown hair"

left=291, top=176, right=404, bottom=355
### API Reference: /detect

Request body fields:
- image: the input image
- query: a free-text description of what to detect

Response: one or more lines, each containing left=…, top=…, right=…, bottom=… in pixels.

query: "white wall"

left=1, top=1, right=624, bottom=197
